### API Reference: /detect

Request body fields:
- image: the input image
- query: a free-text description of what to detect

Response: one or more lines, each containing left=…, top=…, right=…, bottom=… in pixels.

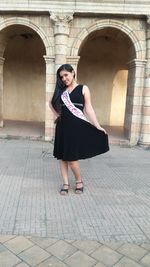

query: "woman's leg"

left=59, top=160, right=69, bottom=184
left=68, top=161, right=83, bottom=192
left=59, top=160, right=69, bottom=194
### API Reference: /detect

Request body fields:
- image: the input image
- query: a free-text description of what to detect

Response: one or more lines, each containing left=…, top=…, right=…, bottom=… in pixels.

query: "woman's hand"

left=54, top=116, right=60, bottom=124
left=97, top=126, right=107, bottom=134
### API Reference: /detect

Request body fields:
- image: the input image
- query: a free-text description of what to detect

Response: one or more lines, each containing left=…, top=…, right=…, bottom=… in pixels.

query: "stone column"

left=43, top=56, right=55, bottom=141
left=139, top=17, right=150, bottom=146
left=0, top=57, right=5, bottom=127
left=50, top=12, right=73, bottom=72
left=125, top=59, right=146, bottom=145
left=66, top=56, right=80, bottom=77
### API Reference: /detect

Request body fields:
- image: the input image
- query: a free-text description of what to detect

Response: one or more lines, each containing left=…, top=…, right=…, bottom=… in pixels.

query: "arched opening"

left=0, top=24, right=46, bottom=139
left=78, top=27, right=136, bottom=143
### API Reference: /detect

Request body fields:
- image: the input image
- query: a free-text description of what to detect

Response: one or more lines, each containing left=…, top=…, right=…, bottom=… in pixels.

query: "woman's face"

left=59, top=70, right=74, bottom=87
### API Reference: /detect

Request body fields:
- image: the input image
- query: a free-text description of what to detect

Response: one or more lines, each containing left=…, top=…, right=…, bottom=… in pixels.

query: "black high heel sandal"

left=75, top=181, right=84, bottom=194
left=60, top=184, right=70, bottom=195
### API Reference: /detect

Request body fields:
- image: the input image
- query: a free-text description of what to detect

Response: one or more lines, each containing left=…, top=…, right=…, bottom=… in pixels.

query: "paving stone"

left=114, top=256, right=144, bottom=267
left=91, top=245, right=122, bottom=266
left=30, top=236, right=58, bottom=249
left=140, top=253, right=150, bottom=267
left=18, top=245, right=50, bottom=266
left=15, top=263, right=30, bottom=267
left=46, top=240, right=77, bottom=260
left=4, top=236, right=34, bottom=254
left=141, top=243, right=150, bottom=251
left=0, top=244, right=21, bottom=267
left=72, top=240, right=101, bottom=254
left=103, top=241, right=123, bottom=250
left=94, top=263, right=107, bottom=267
left=65, top=239, right=75, bottom=243
left=117, top=243, right=148, bottom=261
left=37, top=255, right=68, bottom=267
left=0, top=140, right=150, bottom=243
left=64, top=250, right=97, bottom=267
left=0, top=244, right=7, bottom=253
left=0, top=235, right=16, bottom=243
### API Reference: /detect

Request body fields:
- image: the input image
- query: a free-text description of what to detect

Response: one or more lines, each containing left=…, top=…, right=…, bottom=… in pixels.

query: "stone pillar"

left=0, top=57, right=5, bottom=127
left=139, top=17, right=150, bottom=146
left=50, top=12, right=73, bottom=72
left=43, top=56, right=55, bottom=141
left=125, top=59, right=146, bottom=145
left=66, top=56, right=80, bottom=77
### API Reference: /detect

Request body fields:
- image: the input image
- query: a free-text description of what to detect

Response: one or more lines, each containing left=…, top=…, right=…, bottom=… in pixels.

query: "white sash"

left=61, top=89, right=89, bottom=122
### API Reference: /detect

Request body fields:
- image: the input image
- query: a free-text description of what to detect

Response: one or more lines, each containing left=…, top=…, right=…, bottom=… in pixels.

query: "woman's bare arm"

left=83, top=85, right=106, bottom=133
left=49, top=101, right=59, bottom=120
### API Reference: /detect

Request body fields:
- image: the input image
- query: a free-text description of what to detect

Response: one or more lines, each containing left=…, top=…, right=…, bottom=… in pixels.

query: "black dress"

left=53, top=85, right=109, bottom=161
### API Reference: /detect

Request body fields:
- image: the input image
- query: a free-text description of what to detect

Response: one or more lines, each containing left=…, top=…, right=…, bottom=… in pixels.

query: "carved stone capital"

left=147, top=16, right=150, bottom=25
left=50, top=12, right=73, bottom=27
left=43, top=55, right=55, bottom=64
left=127, top=59, right=147, bottom=69
left=0, top=57, right=5, bottom=65
left=50, top=12, right=73, bottom=36
left=66, top=56, right=80, bottom=65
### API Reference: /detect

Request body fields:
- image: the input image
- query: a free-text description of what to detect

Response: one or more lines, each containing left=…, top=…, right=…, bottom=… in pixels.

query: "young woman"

left=51, top=64, right=109, bottom=195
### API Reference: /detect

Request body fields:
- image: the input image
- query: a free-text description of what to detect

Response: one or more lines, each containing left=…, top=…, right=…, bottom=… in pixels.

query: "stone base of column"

left=45, top=126, right=55, bottom=141
left=129, top=135, right=139, bottom=146
left=139, top=118, right=150, bottom=147
left=45, top=135, right=53, bottom=142
left=138, top=134, right=150, bottom=147
left=0, top=120, right=4, bottom=127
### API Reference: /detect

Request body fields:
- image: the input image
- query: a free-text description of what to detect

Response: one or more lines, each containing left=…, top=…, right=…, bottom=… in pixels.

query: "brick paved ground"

left=0, top=139, right=150, bottom=266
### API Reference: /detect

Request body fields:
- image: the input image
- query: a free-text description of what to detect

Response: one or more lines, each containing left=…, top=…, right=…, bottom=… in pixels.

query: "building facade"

left=0, top=0, right=150, bottom=146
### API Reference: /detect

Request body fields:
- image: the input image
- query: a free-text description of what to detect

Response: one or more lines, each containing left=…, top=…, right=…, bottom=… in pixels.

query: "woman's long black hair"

left=51, top=64, right=75, bottom=114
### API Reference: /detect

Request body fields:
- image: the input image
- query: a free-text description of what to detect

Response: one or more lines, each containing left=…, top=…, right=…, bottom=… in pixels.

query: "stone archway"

left=0, top=17, right=54, bottom=140
left=71, top=19, right=143, bottom=59
left=0, top=17, right=53, bottom=56
left=71, top=19, right=145, bottom=145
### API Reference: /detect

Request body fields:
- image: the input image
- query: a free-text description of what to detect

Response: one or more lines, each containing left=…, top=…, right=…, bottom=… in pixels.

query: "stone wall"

left=0, top=0, right=150, bottom=15
left=0, top=1, right=149, bottom=145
